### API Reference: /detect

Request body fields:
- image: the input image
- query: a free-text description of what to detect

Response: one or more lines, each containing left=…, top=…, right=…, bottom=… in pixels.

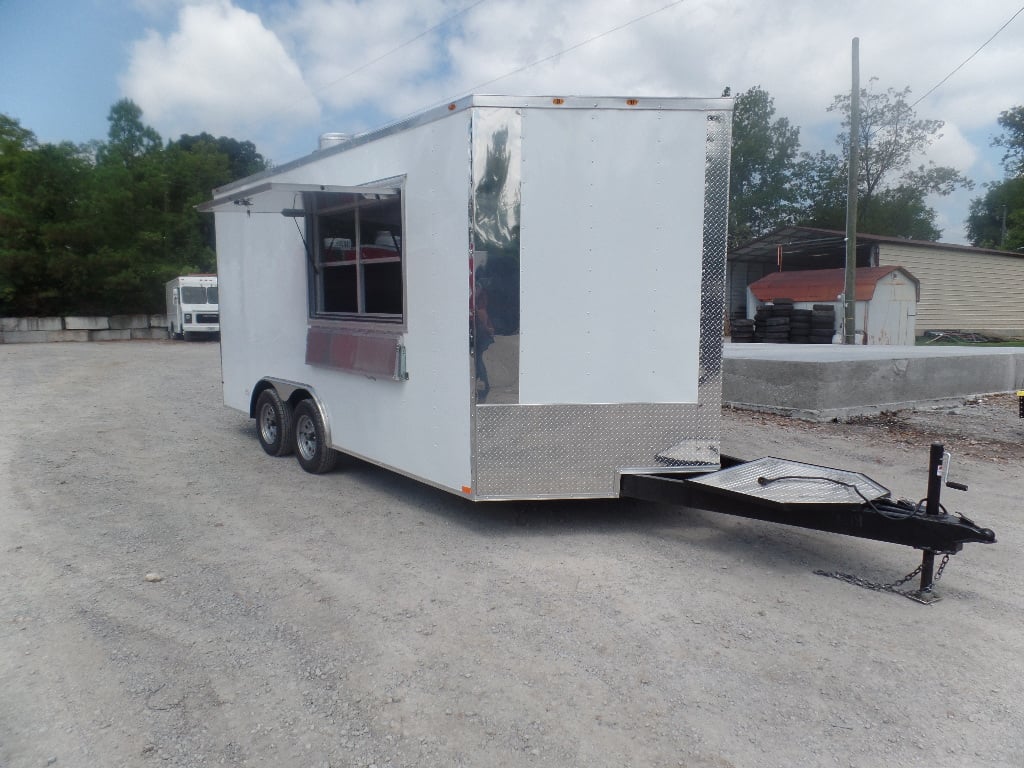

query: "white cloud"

left=117, top=0, right=1024, bottom=220
left=121, top=1, right=319, bottom=144
left=927, top=122, right=977, bottom=173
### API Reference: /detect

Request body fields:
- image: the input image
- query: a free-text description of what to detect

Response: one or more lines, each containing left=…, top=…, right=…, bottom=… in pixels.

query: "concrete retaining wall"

left=723, top=344, right=1024, bottom=420
left=0, top=315, right=169, bottom=343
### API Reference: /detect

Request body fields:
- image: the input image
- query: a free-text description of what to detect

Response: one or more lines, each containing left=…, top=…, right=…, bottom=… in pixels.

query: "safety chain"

left=814, top=554, right=951, bottom=603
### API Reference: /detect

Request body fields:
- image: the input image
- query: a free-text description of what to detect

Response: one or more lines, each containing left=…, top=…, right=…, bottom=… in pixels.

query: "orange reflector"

left=448, top=103, right=457, bottom=111
left=552, top=97, right=565, bottom=105
left=626, top=98, right=639, bottom=106
left=461, top=485, right=472, bottom=495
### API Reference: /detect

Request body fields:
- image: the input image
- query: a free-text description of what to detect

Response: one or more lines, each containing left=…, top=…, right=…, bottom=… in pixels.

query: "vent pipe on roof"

left=318, top=133, right=351, bottom=151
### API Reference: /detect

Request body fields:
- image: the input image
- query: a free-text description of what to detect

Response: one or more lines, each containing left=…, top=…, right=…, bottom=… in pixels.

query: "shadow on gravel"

left=230, top=421, right=916, bottom=579
left=322, top=451, right=900, bottom=577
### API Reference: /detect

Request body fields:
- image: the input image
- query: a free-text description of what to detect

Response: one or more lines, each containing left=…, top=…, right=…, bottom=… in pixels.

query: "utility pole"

left=844, top=38, right=860, bottom=345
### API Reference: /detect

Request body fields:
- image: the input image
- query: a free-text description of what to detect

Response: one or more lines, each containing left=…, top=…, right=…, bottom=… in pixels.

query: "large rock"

left=109, top=314, right=150, bottom=330
left=89, top=329, right=132, bottom=341
left=1, top=330, right=89, bottom=343
left=65, top=316, right=110, bottom=330
left=1, top=317, right=63, bottom=332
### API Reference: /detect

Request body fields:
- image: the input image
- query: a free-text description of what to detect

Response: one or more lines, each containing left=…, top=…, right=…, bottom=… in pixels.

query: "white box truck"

left=165, top=274, right=219, bottom=340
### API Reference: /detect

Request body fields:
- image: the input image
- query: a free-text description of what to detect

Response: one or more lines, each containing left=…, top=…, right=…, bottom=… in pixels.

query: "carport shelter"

left=729, top=226, right=1024, bottom=339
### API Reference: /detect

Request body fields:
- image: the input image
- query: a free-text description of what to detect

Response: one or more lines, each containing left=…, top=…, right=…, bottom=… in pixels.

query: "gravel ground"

left=1, top=341, right=1021, bottom=768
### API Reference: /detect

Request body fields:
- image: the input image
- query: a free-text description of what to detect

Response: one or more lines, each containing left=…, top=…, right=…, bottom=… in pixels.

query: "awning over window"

left=198, top=182, right=401, bottom=215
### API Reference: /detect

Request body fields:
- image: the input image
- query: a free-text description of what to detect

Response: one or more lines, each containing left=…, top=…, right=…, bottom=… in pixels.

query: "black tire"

left=255, top=388, right=294, bottom=457
left=293, top=399, right=338, bottom=474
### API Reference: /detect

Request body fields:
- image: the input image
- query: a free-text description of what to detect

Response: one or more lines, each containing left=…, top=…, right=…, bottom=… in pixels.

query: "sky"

left=2, top=0, right=1023, bottom=244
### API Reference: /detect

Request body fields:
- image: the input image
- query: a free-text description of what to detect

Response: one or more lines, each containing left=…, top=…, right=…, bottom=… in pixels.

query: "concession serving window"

left=199, top=180, right=408, bottom=379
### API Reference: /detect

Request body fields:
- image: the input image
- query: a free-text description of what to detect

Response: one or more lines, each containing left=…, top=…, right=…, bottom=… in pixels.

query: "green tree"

left=0, top=114, right=37, bottom=159
left=965, top=179, right=1024, bottom=250
left=795, top=81, right=971, bottom=239
left=170, top=132, right=267, bottom=180
left=0, top=136, right=93, bottom=314
left=992, top=105, right=1024, bottom=177
left=790, top=149, right=847, bottom=231
left=97, top=98, right=162, bottom=166
left=728, top=86, right=801, bottom=246
left=966, top=105, right=1024, bottom=250
left=1, top=102, right=271, bottom=316
left=165, top=132, right=268, bottom=270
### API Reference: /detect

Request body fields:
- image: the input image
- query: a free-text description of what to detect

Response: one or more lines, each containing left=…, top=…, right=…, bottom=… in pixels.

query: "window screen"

left=309, top=189, right=403, bottom=322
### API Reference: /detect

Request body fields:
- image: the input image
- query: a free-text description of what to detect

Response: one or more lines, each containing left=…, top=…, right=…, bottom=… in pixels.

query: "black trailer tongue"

left=621, top=443, right=995, bottom=604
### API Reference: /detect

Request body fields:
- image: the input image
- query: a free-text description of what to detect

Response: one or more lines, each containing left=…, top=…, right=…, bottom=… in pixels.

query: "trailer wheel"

left=255, top=389, right=294, bottom=457
left=293, top=399, right=338, bottom=474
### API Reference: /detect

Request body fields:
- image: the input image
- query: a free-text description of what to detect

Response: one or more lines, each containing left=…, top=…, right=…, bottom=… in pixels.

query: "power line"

left=910, top=4, right=1024, bottom=109
left=313, top=0, right=492, bottom=99
left=447, top=0, right=689, bottom=98
left=371, top=0, right=690, bottom=137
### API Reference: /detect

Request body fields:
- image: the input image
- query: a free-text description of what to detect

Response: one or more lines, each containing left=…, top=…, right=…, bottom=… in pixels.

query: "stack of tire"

left=789, top=308, right=812, bottom=343
left=730, top=318, right=755, bottom=342
left=752, top=305, right=771, bottom=341
left=810, top=304, right=836, bottom=344
left=761, top=298, right=793, bottom=343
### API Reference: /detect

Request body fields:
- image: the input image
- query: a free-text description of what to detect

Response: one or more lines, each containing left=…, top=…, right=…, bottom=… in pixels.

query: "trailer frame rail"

left=621, top=443, right=995, bottom=599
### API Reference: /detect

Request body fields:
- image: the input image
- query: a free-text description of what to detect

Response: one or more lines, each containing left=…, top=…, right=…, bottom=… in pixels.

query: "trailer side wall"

left=217, top=112, right=475, bottom=493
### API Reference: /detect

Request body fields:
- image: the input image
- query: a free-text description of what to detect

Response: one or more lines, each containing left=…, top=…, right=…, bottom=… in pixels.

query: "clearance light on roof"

left=626, top=99, right=639, bottom=106
left=552, top=98, right=565, bottom=105
left=448, top=103, right=457, bottom=111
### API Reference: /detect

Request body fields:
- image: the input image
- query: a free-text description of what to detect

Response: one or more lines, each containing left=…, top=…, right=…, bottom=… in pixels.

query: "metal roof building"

left=729, top=227, right=1024, bottom=338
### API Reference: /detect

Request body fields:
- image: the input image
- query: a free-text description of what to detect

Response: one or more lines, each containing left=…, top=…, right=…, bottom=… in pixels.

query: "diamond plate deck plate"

left=689, top=457, right=890, bottom=505
left=474, top=402, right=718, bottom=498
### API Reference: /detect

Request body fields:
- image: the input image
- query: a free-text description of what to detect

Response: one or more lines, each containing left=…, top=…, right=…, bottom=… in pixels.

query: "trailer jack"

left=620, top=442, right=995, bottom=603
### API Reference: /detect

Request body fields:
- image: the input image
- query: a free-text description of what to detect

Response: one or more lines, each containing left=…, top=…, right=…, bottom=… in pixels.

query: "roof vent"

left=318, top=132, right=351, bottom=151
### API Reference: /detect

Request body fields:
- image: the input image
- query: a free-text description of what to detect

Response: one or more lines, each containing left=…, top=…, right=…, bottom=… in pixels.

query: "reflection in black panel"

left=322, top=265, right=357, bottom=313
left=364, top=262, right=403, bottom=315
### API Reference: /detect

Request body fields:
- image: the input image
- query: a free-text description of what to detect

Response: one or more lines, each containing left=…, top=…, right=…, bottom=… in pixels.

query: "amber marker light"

left=448, top=103, right=457, bottom=111
left=626, top=98, right=639, bottom=106
left=552, top=98, right=565, bottom=105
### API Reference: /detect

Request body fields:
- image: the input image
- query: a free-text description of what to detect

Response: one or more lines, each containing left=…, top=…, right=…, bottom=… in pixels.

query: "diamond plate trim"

left=474, top=402, right=716, bottom=498
left=689, top=457, right=891, bottom=505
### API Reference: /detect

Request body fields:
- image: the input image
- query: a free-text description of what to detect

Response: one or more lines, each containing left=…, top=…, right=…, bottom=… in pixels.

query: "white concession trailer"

left=200, top=94, right=996, bottom=591
left=201, top=95, right=730, bottom=498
